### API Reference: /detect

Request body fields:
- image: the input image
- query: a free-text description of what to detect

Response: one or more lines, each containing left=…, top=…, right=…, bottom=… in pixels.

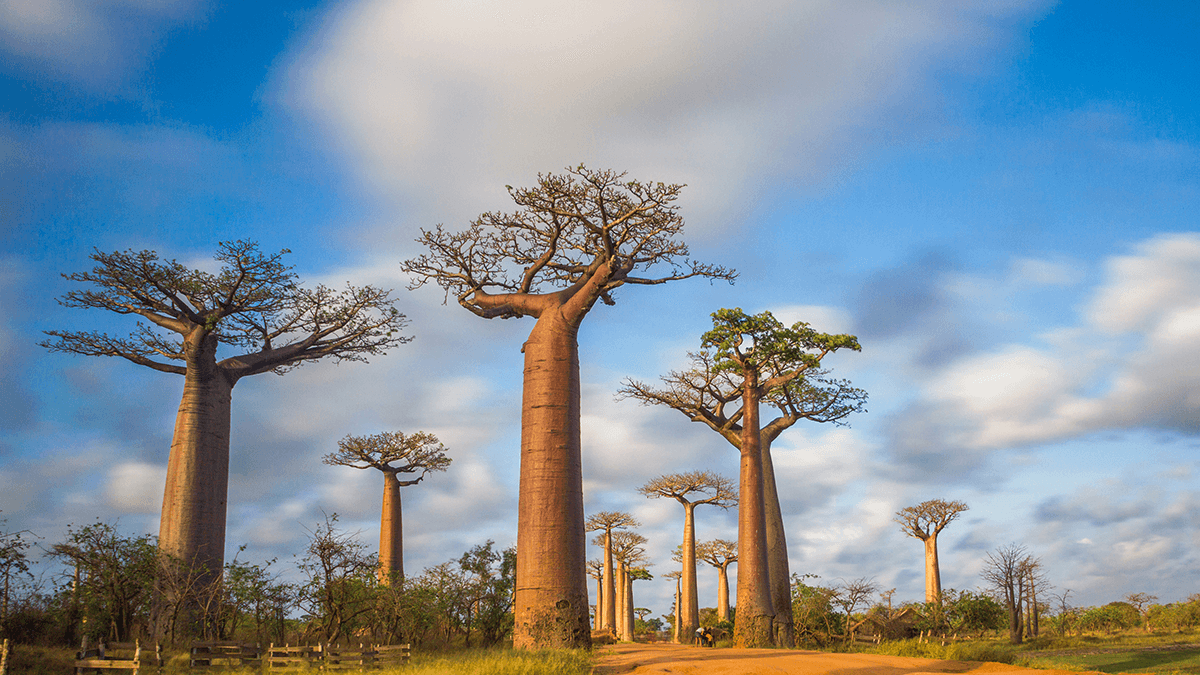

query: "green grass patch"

left=866, top=638, right=1016, bottom=664
left=1019, top=648, right=1200, bottom=674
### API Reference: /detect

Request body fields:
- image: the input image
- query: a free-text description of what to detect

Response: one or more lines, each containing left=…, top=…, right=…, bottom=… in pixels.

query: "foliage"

left=1079, top=602, right=1142, bottom=634
left=791, top=574, right=844, bottom=646
left=48, top=522, right=158, bottom=643
left=868, top=638, right=1017, bottom=664
left=324, top=430, right=451, bottom=482
left=295, top=514, right=379, bottom=643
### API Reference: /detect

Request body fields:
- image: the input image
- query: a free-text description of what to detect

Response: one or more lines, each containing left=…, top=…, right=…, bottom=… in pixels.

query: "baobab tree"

left=639, top=471, right=735, bottom=642
left=403, top=166, right=734, bottom=648
left=663, top=569, right=682, bottom=642
left=586, top=559, right=603, bottom=628
left=585, top=510, right=639, bottom=635
left=322, top=430, right=450, bottom=584
left=41, top=241, right=408, bottom=604
left=697, top=538, right=737, bottom=622
left=606, top=530, right=648, bottom=642
left=894, top=499, right=968, bottom=605
left=620, top=308, right=863, bottom=647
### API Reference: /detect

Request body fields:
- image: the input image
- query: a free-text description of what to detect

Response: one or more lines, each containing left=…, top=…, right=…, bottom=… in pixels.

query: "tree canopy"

left=324, top=431, right=451, bottom=484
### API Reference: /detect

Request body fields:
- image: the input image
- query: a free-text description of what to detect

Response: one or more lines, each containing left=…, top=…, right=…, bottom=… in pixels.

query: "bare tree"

left=834, top=577, right=878, bottom=644
left=403, top=167, right=734, bottom=648
left=323, top=431, right=450, bottom=584
left=585, top=559, right=603, bottom=629
left=980, top=543, right=1037, bottom=644
left=622, top=309, right=862, bottom=647
left=42, top=241, right=408, bottom=601
left=894, top=499, right=968, bottom=605
left=640, top=471, right=735, bottom=641
left=696, top=539, right=737, bottom=623
left=585, top=511, right=639, bottom=634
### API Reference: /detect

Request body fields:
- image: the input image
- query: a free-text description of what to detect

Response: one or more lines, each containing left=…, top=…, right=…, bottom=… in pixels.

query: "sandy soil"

left=592, top=643, right=1100, bottom=675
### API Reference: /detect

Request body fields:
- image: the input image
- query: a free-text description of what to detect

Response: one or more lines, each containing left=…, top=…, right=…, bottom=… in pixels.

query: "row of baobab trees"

left=43, top=165, right=879, bottom=648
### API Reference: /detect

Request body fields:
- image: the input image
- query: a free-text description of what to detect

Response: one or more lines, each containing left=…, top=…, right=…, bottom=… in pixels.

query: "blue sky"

left=3, top=0, right=1199, bottom=620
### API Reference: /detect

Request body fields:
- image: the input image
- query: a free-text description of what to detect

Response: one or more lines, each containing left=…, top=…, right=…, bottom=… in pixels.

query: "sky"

left=2, top=0, right=1199, bottom=622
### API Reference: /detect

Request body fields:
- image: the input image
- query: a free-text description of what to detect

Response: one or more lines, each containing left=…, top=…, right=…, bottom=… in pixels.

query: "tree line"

left=0, top=515, right=514, bottom=650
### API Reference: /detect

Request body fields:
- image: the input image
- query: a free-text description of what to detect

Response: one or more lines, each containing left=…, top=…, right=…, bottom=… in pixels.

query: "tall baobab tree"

left=403, top=166, right=734, bottom=648
left=697, top=538, right=737, bottom=622
left=585, top=511, right=639, bottom=635
left=323, top=430, right=450, bottom=584
left=894, top=499, right=969, bottom=605
left=41, top=241, right=408, bottom=601
left=620, top=308, right=863, bottom=646
left=639, top=471, right=735, bottom=642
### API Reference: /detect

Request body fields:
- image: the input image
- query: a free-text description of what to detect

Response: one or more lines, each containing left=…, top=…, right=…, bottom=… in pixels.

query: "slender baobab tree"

left=585, top=511, right=639, bottom=634
left=41, top=241, right=408, bottom=607
left=639, top=471, right=735, bottom=642
left=697, top=538, right=737, bottom=622
left=323, top=430, right=450, bottom=584
left=894, top=499, right=968, bottom=605
left=607, top=530, right=648, bottom=642
left=403, top=166, right=734, bottom=648
left=663, top=569, right=682, bottom=642
left=586, top=559, right=604, bottom=629
left=620, top=308, right=863, bottom=646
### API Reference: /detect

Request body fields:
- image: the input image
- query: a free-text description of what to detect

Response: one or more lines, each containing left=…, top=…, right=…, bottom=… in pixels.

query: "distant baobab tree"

left=603, top=529, right=648, bottom=642
left=620, top=308, right=863, bottom=647
left=585, top=510, right=639, bottom=635
left=41, top=241, right=408, bottom=613
left=323, top=430, right=450, bottom=584
left=403, top=166, right=735, bottom=648
left=639, top=471, right=735, bottom=642
left=894, top=499, right=968, bottom=605
left=663, top=569, right=682, bottom=642
left=697, top=538, right=737, bottom=622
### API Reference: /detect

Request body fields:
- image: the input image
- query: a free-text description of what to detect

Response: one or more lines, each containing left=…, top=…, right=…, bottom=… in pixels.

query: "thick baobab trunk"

left=680, top=503, right=701, bottom=642
left=603, top=531, right=616, bottom=632
left=513, top=315, right=591, bottom=648
left=379, top=472, right=403, bottom=584
left=761, top=441, right=794, bottom=646
left=717, top=563, right=731, bottom=622
left=923, top=535, right=941, bottom=604
left=159, top=348, right=233, bottom=586
left=734, top=370, right=775, bottom=647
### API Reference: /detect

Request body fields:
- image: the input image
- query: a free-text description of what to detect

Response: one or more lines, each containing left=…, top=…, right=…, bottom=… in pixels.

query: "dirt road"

left=593, top=643, right=1099, bottom=675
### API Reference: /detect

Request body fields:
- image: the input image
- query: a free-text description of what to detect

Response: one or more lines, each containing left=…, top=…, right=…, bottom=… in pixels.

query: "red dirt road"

left=593, top=643, right=1099, bottom=675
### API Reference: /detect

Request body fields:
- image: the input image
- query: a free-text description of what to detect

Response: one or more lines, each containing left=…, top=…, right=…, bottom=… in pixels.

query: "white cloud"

left=104, top=461, right=166, bottom=514
left=281, top=0, right=1047, bottom=236
left=0, top=0, right=206, bottom=90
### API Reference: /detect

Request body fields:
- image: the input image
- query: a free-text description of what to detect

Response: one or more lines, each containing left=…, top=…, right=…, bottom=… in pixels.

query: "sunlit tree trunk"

left=924, top=535, right=941, bottom=604
left=513, top=315, right=590, bottom=648
left=624, top=571, right=635, bottom=641
left=603, top=531, right=615, bottom=632
left=159, top=334, right=232, bottom=588
left=717, top=562, right=731, bottom=622
left=761, top=441, right=793, bottom=646
left=680, top=502, right=701, bottom=642
left=379, top=473, right=403, bottom=584
left=673, top=577, right=682, bottom=643
left=615, top=559, right=628, bottom=641
left=734, top=369, right=774, bottom=647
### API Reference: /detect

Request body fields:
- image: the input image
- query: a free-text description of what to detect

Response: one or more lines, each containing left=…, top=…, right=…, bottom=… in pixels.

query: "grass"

left=0, top=644, right=594, bottom=675
left=864, top=631, right=1200, bottom=675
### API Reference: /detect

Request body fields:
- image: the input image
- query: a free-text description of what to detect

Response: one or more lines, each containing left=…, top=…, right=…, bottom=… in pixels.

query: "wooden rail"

left=74, top=639, right=162, bottom=675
